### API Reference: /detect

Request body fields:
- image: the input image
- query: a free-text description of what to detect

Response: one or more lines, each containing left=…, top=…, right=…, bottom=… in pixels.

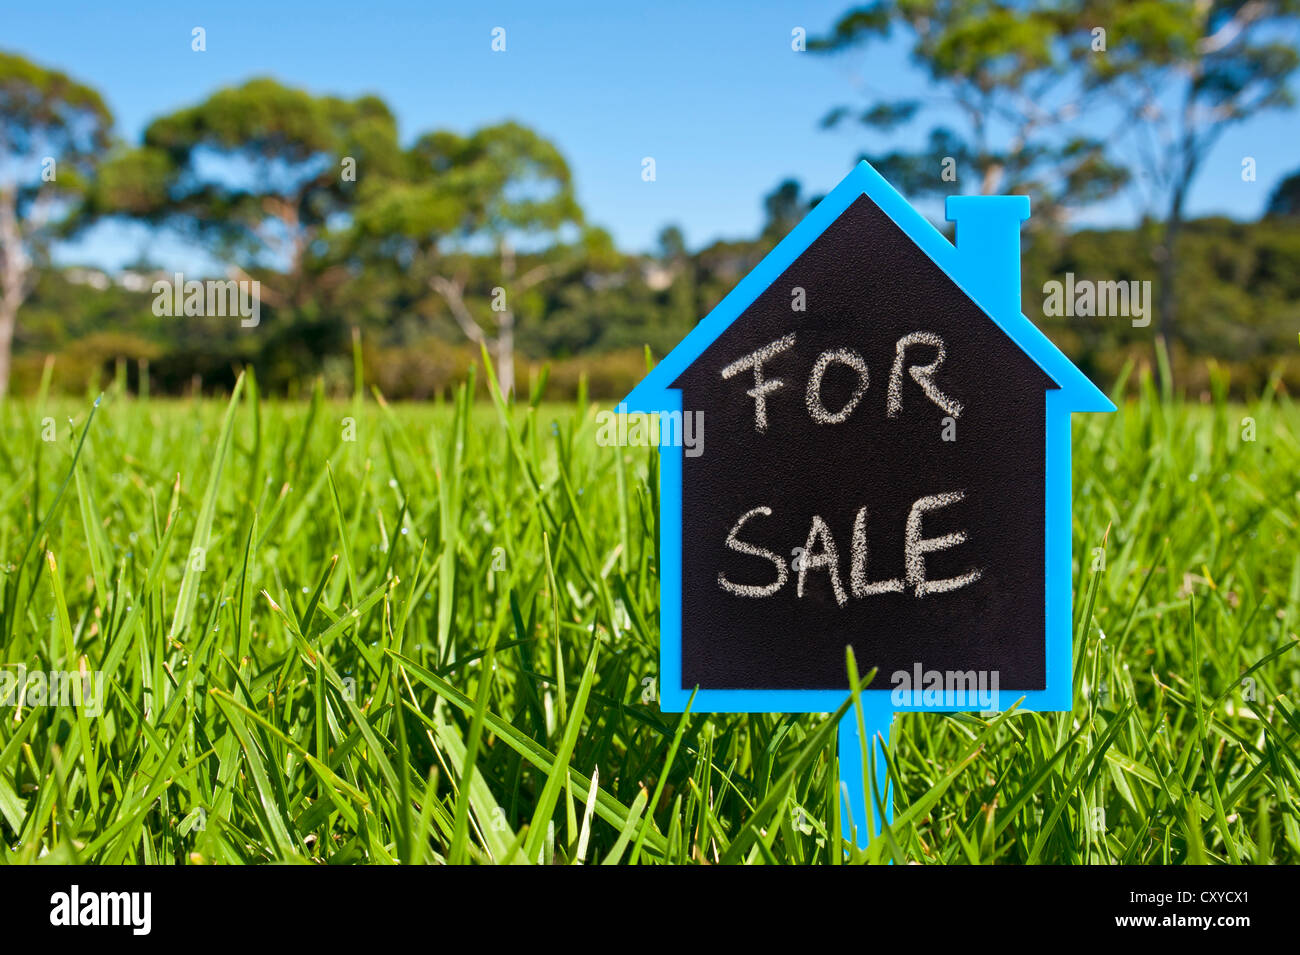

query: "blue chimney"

left=945, top=195, right=1030, bottom=320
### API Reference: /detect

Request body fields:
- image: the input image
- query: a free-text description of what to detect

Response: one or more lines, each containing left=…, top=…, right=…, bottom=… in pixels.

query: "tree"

left=810, top=2, right=1127, bottom=220
left=354, top=122, right=584, bottom=395
left=1267, top=167, right=1300, bottom=217
left=0, top=52, right=112, bottom=396
left=657, top=224, right=688, bottom=264
left=1080, top=0, right=1300, bottom=352
left=761, top=179, right=810, bottom=240
left=94, top=78, right=401, bottom=314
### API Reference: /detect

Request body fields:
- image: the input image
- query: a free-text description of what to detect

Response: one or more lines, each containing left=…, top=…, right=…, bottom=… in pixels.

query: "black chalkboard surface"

left=672, top=194, right=1056, bottom=691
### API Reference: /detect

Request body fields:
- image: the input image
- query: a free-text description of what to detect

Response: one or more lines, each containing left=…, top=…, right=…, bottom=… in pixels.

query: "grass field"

left=0, top=359, right=1297, bottom=865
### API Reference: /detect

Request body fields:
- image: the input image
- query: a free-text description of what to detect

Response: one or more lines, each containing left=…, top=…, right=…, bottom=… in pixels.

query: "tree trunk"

left=496, top=310, right=515, bottom=398
left=0, top=298, right=15, bottom=399
left=1153, top=182, right=1188, bottom=392
left=0, top=183, right=28, bottom=399
left=497, top=237, right=516, bottom=397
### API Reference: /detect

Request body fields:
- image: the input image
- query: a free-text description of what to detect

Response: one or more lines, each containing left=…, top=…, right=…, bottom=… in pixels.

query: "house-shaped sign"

left=621, top=160, right=1113, bottom=841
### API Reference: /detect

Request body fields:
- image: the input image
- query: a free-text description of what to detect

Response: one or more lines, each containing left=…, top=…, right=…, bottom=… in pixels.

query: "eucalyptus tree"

left=94, top=78, right=401, bottom=314
left=354, top=121, right=585, bottom=396
left=0, top=52, right=112, bottom=396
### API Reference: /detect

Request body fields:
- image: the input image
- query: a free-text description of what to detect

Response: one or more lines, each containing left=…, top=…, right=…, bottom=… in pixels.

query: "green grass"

left=0, top=362, right=1297, bottom=864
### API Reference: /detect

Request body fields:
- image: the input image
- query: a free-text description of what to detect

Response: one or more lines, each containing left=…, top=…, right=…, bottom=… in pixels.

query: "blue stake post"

left=838, top=697, right=894, bottom=848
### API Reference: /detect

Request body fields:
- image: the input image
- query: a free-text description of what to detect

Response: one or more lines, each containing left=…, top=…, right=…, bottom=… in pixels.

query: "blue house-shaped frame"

left=623, top=160, right=1113, bottom=724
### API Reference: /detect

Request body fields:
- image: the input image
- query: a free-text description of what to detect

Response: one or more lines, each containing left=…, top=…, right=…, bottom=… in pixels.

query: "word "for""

left=721, top=331, right=961, bottom=432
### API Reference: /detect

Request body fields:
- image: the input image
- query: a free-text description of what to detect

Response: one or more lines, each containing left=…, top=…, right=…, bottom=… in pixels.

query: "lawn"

left=0, top=362, right=1297, bottom=864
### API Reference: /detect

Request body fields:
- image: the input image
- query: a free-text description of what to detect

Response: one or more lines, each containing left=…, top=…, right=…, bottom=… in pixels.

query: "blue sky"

left=4, top=0, right=1298, bottom=273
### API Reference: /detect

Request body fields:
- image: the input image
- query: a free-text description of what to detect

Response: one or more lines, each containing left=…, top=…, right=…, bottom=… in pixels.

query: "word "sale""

left=718, top=491, right=982, bottom=604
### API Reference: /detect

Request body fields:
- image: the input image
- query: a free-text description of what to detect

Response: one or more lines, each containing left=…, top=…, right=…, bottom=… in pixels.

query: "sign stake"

left=838, top=696, right=894, bottom=849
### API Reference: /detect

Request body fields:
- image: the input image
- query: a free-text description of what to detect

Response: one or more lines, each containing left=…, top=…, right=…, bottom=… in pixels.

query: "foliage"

left=1, top=45, right=1296, bottom=403
left=1023, top=214, right=1300, bottom=396
left=351, top=121, right=590, bottom=394
left=810, top=1, right=1129, bottom=215
left=15, top=209, right=1300, bottom=401
left=1267, top=166, right=1300, bottom=218
left=95, top=77, right=401, bottom=279
left=810, top=1, right=1300, bottom=350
